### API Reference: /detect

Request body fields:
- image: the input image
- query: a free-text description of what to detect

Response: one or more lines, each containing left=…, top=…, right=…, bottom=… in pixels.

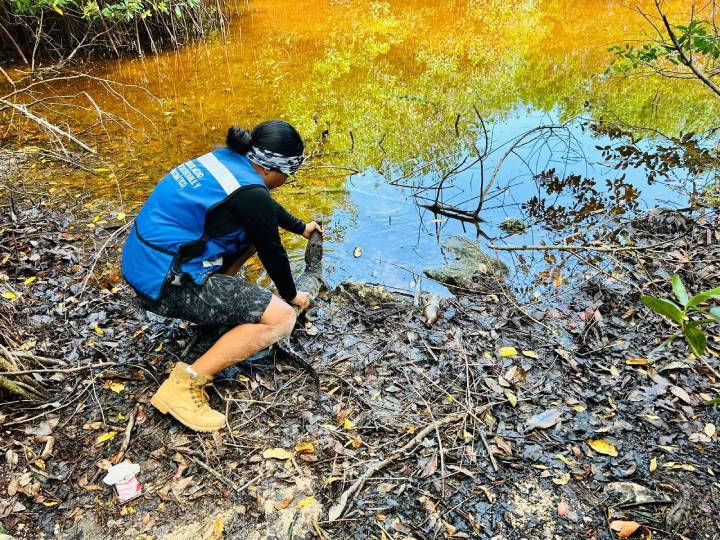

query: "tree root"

left=0, top=374, right=45, bottom=401
left=0, top=351, right=47, bottom=401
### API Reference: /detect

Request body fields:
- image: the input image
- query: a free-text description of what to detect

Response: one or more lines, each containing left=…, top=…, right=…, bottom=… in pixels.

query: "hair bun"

left=226, top=126, right=253, bottom=154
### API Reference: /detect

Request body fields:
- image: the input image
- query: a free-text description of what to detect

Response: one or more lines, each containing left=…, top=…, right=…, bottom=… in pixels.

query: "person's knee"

left=261, top=296, right=296, bottom=340
left=276, top=304, right=296, bottom=338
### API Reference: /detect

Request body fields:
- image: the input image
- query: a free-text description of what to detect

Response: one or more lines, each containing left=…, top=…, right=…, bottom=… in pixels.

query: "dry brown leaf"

left=610, top=520, right=641, bottom=538
left=262, top=448, right=293, bottom=460
left=273, top=496, right=293, bottom=510
left=420, top=452, right=438, bottom=478
left=669, top=386, right=695, bottom=406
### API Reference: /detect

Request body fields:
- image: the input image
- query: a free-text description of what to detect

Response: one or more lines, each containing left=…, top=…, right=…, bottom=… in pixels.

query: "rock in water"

left=425, top=236, right=508, bottom=289
left=499, top=217, right=527, bottom=234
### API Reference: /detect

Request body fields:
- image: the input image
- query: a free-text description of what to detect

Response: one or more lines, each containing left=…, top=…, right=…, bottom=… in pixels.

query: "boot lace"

left=190, top=383, right=210, bottom=408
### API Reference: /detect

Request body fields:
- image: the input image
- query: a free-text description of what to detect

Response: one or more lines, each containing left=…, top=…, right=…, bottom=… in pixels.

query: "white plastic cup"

left=103, top=462, right=142, bottom=502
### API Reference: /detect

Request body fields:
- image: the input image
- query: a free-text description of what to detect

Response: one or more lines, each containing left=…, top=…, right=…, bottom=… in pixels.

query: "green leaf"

left=709, top=307, right=720, bottom=323
left=642, top=296, right=684, bottom=325
left=671, top=275, right=689, bottom=306
left=687, top=287, right=720, bottom=307
left=683, top=324, right=707, bottom=356
left=705, top=397, right=720, bottom=405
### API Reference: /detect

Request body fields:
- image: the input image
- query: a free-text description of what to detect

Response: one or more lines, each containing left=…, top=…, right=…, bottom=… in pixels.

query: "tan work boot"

left=150, top=362, right=226, bottom=432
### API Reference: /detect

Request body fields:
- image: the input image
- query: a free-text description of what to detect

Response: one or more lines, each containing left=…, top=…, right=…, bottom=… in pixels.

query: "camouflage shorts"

left=140, top=273, right=272, bottom=326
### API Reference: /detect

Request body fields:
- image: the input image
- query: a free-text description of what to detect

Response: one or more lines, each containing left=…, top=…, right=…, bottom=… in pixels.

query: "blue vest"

left=121, top=148, right=266, bottom=300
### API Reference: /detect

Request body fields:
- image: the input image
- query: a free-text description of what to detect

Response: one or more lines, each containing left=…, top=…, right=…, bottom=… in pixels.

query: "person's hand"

left=302, top=221, right=324, bottom=239
left=290, top=291, right=310, bottom=311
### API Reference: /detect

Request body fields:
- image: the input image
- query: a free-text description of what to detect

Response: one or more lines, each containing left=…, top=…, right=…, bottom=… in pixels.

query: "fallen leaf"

left=24, top=276, right=37, bottom=285
left=705, top=423, right=716, bottom=438
left=93, top=325, right=104, bottom=336
left=208, top=515, right=224, bottom=540
left=662, top=461, right=696, bottom=471
left=659, top=361, right=690, bottom=372
left=526, top=408, right=562, bottom=430
left=297, top=496, right=317, bottom=509
left=109, top=382, right=125, bottom=393
left=420, top=452, right=438, bottom=477
left=294, top=442, right=315, bottom=454
left=669, top=386, right=695, bottom=406
left=116, top=212, right=126, bottom=221
left=273, top=497, right=293, bottom=510
left=587, top=439, right=618, bottom=457
left=504, top=389, right=518, bottom=407
left=552, top=472, right=570, bottom=485
left=343, top=418, right=356, bottom=430
left=96, top=431, right=118, bottom=445
left=262, top=448, right=293, bottom=460
left=557, top=501, right=568, bottom=517
left=521, top=350, right=539, bottom=359
left=689, top=432, right=711, bottom=443
left=649, top=457, right=657, bottom=472
left=2, top=291, right=17, bottom=300
left=499, top=346, right=518, bottom=357
left=610, top=520, right=641, bottom=538
left=626, top=357, right=649, bottom=365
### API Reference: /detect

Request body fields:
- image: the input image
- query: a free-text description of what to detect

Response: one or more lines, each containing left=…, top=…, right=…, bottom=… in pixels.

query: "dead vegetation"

left=0, top=186, right=719, bottom=539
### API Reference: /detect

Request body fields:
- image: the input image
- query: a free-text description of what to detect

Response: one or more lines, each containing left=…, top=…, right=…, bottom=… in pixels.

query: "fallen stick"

left=0, top=98, right=97, bottom=154
left=328, top=410, right=469, bottom=521
left=487, top=239, right=676, bottom=253
left=113, top=405, right=139, bottom=465
left=9, top=350, right=65, bottom=366
left=0, top=361, right=116, bottom=377
left=191, top=457, right=239, bottom=491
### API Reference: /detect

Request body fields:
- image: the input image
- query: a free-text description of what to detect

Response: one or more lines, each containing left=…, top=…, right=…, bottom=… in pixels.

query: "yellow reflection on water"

left=4, top=0, right=716, bottom=211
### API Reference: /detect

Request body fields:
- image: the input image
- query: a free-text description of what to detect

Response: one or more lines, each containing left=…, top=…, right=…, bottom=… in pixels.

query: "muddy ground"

left=1, top=187, right=719, bottom=540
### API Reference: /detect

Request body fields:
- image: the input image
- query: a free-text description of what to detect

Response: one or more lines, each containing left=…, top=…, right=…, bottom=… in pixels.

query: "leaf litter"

left=0, top=191, right=719, bottom=538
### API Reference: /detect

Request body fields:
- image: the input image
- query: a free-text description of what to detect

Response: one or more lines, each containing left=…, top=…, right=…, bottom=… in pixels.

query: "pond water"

left=8, top=0, right=719, bottom=295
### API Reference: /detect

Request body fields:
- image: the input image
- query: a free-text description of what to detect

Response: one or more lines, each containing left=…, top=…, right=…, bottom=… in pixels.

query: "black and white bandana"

left=246, top=146, right=305, bottom=174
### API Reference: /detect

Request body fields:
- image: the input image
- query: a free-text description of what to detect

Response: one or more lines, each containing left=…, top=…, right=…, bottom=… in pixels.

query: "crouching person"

left=121, top=121, right=323, bottom=432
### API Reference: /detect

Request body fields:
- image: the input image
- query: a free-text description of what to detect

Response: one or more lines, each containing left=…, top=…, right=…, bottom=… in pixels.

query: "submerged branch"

left=488, top=238, right=679, bottom=253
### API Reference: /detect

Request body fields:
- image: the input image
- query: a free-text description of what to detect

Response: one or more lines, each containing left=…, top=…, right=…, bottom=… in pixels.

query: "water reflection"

left=2, top=0, right=717, bottom=293
left=523, top=169, right=641, bottom=231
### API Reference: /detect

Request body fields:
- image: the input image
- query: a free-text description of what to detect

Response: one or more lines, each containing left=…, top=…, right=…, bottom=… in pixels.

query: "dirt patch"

left=0, top=191, right=719, bottom=539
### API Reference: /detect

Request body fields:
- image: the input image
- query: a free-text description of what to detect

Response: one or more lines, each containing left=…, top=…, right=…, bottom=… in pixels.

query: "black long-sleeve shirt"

left=205, top=185, right=305, bottom=301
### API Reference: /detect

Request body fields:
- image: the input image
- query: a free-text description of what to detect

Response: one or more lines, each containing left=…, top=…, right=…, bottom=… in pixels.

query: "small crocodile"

left=273, top=229, right=326, bottom=396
